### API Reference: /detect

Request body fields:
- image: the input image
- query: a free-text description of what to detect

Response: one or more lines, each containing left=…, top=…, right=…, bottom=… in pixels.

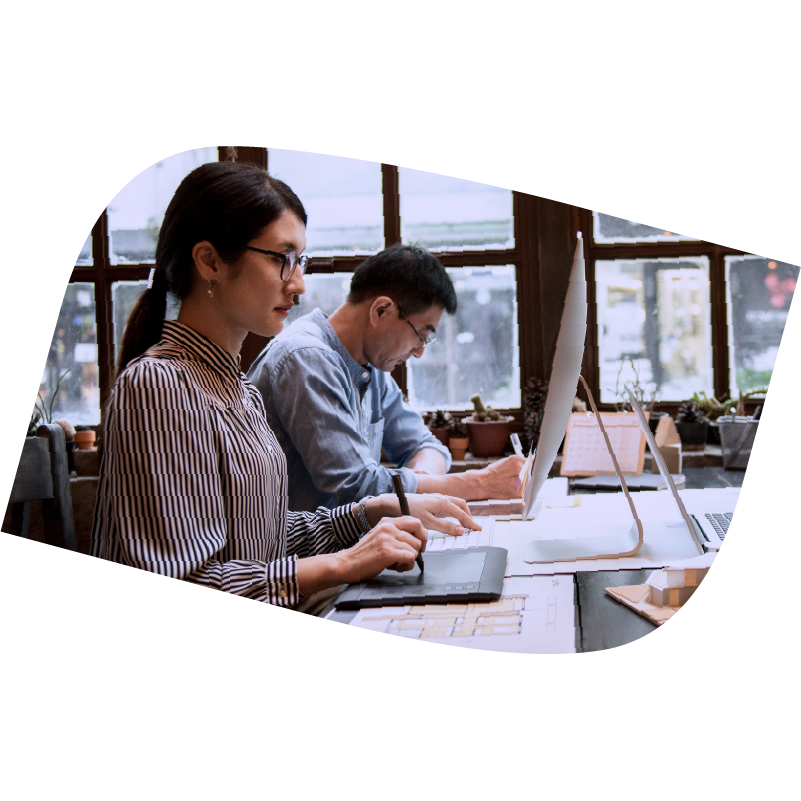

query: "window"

left=584, top=210, right=798, bottom=407
left=596, top=257, right=713, bottom=402
left=39, top=148, right=798, bottom=434
left=38, top=283, right=99, bottom=425
left=398, top=167, right=514, bottom=251
left=108, top=148, right=218, bottom=264
left=726, top=256, right=799, bottom=394
left=37, top=147, right=219, bottom=427
left=269, top=150, right=384, bottom=256
left=406, top=266, right=519, bottom=410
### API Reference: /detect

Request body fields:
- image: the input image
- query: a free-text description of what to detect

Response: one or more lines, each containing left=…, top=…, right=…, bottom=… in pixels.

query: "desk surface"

left=325, top=466, right=745, bottom=652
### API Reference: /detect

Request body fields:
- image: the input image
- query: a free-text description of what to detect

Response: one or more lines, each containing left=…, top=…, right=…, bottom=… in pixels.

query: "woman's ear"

left=191, top=241, right=223, bottom=282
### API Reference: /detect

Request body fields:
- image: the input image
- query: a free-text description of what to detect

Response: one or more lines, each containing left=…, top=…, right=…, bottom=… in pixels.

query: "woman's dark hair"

left=347, top=244, right=457, bottom=316
left=115, top=160, right=307, bottom=377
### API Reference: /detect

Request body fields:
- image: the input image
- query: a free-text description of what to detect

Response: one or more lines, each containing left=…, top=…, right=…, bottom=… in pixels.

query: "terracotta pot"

left=448, top=437, right=469, bottom=460
left=466, top=420, right=511, bottom=457
left=74, top=447, right=100, bottom=476
left=74, top=430, right=96, bottom=450
left=430, top=428, right=450, bottom=447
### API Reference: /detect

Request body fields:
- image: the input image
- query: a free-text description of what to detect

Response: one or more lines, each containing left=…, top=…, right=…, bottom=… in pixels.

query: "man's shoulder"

left=252, top=312, right=344, bottom=379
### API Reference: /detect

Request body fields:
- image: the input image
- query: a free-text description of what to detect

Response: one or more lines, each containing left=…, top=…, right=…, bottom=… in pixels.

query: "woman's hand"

left=335, top=517, right=427, bottom=583
left=365, top=493, right=480, bottom=537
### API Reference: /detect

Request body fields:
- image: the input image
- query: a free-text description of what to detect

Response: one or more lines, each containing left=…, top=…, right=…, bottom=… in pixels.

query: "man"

left=248, top=243, right=525, bottom=512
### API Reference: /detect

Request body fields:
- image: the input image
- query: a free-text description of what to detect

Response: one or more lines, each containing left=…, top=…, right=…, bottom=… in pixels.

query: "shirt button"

left=361, top=371, right=369, bottom=379
left=278, top=588, right=287, bottom=598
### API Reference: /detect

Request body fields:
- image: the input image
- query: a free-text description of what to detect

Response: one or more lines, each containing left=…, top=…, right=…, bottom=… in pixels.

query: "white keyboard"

left=425, top=517, right=495, bottom=551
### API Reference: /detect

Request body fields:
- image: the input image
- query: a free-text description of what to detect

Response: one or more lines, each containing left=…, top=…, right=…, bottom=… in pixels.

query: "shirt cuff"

left=330, top=503, right=363, bottom=548
left=265, top=555, right=300, bottom=606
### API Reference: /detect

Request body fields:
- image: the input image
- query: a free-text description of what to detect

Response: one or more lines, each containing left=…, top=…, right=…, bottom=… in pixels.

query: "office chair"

left=6, top=423, right=77, bottom=550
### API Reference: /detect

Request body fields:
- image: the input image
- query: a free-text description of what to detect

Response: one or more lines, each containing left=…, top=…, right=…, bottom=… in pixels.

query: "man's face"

left=367, top=302, right=444, bottom=372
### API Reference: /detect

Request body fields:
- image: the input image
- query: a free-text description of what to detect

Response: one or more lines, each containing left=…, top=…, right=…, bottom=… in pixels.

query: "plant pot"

left=74, top=430, right=96, bottom=450
left=706, top=420, right=721, bottom=445
left=73, top=447, right=100, bottom=476
left=675, top=420, right=709, bottom=451
left=465, top=419, right=511, bottom=457
left=448, top=437, right=469, bottom=461
left=430, top=428, right=450, bottom=447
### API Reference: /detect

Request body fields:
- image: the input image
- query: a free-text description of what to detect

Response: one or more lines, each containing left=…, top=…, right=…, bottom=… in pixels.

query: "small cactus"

left=448, top=418, right=468, bottom=439
left=676, top=401, right=706, bottom=424
left=468, top=394, right=502, bottom=421
left=428, top=409, right=452, bottom=430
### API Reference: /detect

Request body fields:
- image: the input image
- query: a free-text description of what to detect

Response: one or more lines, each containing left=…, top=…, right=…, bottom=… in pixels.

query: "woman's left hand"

left=366, top=493, right=480, bottom=539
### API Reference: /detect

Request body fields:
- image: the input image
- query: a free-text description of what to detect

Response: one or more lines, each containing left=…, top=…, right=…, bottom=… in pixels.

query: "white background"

left=1, top=2, right=798, bottom=799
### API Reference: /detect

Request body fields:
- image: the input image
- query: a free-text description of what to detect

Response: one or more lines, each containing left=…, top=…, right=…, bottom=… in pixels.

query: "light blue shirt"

left=248, top=308, right=452, bottom=512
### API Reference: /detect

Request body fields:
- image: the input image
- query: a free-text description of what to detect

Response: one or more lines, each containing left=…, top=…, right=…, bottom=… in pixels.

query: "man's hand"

left=466, top=455, right=525, bottom=500
left=412, top=454, right=527, bottom=501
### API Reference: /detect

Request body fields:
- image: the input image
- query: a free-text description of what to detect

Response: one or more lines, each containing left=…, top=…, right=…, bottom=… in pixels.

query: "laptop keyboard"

left=705, top=512, right=733, bottom=540
left=426, top=518, right=495, bottom=551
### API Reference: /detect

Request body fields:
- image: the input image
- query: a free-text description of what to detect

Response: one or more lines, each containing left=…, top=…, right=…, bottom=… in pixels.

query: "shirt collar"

left=309, top=308, right=373, bottom=391
left=160, top=320, right=242, bottom=381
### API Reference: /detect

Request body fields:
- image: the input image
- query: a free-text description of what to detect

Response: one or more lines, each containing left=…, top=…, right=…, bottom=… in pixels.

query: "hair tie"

left=147, top=268, right=156, bottom=289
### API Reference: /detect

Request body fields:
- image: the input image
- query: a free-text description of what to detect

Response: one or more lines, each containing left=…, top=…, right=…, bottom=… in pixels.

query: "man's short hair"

left=347, top=244, right=458, bottom=316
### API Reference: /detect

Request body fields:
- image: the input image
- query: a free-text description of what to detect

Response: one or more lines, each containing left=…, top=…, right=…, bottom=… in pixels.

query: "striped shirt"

left=91, top=320, right=362, bottom=607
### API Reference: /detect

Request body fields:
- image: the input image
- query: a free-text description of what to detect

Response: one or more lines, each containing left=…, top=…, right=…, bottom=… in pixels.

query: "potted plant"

left=464, top=394, right=512, bottom=458
left=689, top=387, right=767, bottom=444
left=447, top=418, right=469, bottom=461
left=522, top=377, right=548, bottom=453
left=427, top=409, right=452, bottom=447
left=674, top=400, right=709, bottom=451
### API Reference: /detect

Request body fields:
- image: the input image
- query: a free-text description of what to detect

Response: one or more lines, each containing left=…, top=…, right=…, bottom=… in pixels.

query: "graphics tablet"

left=334, top=547, right=507, bottom=610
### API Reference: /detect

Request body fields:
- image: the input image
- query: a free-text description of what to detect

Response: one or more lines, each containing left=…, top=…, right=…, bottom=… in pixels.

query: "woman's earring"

left=208, top=279, right=219, bottom=298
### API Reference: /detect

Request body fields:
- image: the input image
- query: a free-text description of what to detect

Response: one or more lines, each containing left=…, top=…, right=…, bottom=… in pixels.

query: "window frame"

left=63, top=147, right=770, bottom=428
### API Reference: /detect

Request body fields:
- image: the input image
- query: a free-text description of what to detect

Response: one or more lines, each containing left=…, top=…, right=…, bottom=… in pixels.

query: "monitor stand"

left=523, top=376, right=645, bottom=564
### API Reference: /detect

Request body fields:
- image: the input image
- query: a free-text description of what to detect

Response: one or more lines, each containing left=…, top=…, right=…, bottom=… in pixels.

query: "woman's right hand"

left=335, top=516, right=426, bottom=584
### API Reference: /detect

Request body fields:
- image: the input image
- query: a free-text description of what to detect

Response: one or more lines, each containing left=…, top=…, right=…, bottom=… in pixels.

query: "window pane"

left=593, top=212, right=698, bottom=244
left=76, top=234, right=92, bottom=266
left=107, top=147, right=218, bottom=264
left=37, top=283, right=99, bottom=426
left=597, top=258, right=712, bottom=402
left=726, top=256, right=799, bottom=395
left=407, top=266, right=520, bottom=410
left=399, top=168, right=514, bottom=252
left=111, top=280, right=181, bottom=363
left=284, top=273, right=352, bottom=328
left=268, top=150, right=383, bottom=256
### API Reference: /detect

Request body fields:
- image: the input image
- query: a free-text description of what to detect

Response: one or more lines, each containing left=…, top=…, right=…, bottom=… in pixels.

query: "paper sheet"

left=347, top=576, right=576, bottom=654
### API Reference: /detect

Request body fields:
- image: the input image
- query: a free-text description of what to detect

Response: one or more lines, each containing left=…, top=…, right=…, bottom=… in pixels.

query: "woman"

left=91, top=160, right=476, bottom=609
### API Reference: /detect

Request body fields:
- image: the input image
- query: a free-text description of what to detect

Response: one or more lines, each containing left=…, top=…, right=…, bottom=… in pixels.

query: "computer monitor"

left=522, top=233, right=587, bottom=520
left=521, top=233, right=642, bottom=563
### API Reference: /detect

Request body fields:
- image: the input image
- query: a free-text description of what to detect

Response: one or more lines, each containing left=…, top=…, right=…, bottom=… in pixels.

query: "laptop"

left=625, top=388, right=731, bottom=552
left=522, top=385, right=736, bottom=563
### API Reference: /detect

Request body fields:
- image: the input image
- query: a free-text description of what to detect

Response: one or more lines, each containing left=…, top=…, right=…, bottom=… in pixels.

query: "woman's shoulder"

left=115, top=350, right=192, bottom=391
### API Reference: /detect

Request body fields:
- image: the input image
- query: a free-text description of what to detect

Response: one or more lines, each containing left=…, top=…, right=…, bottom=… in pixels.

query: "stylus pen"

left=392, top=473, right=424, bottom=573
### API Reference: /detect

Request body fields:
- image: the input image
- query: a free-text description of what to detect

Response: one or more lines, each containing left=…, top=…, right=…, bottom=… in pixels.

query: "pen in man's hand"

left=392, top=473, right=424, bottom=573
